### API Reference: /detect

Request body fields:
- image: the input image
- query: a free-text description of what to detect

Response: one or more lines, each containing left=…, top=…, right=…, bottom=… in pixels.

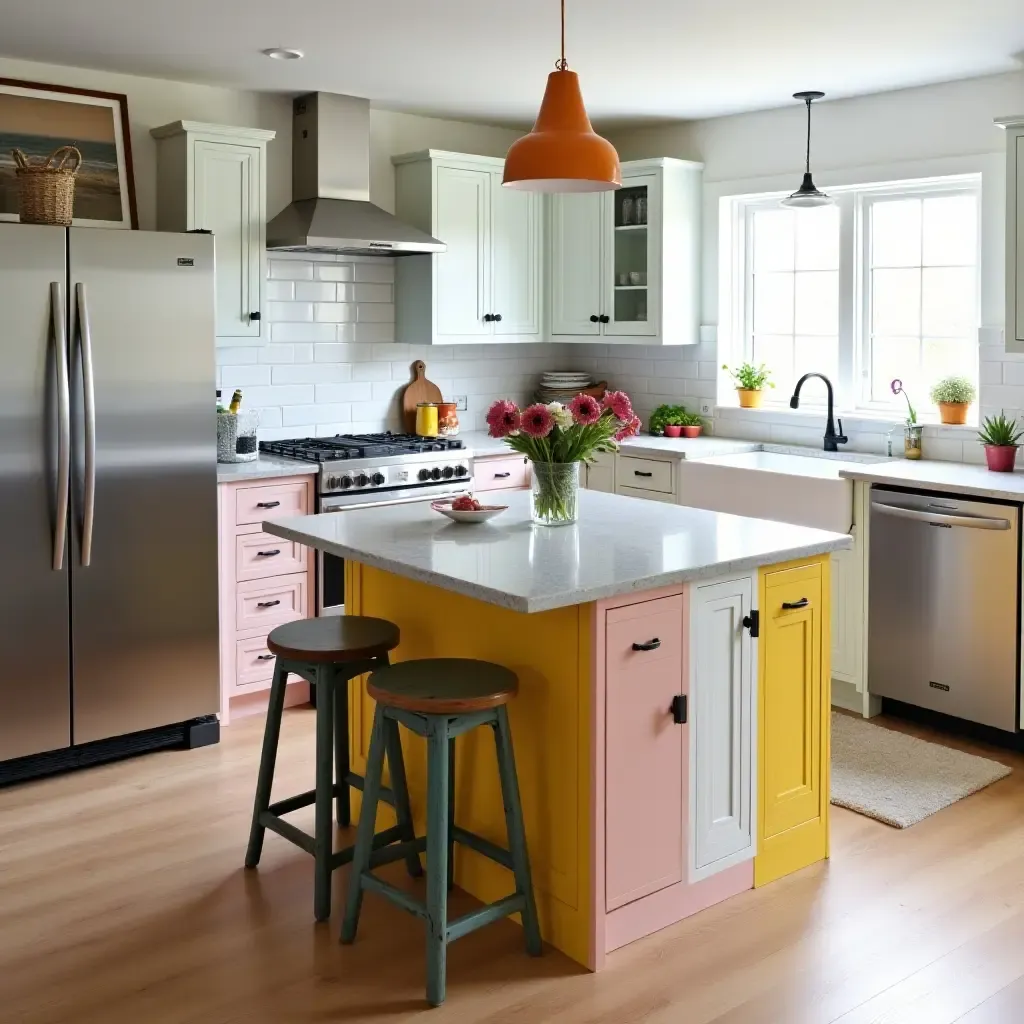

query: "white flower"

left=547, top=402, right=574, bottom=430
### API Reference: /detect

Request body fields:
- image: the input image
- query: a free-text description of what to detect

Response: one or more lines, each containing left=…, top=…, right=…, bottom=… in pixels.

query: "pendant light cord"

left=556, top=0, right=568, bottom=70
left=804, top=98, right=812, bottom=175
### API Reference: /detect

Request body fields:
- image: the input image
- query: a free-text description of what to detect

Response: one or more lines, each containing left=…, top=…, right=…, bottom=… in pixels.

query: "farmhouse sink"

left=678, top=450, right=856, bottom=533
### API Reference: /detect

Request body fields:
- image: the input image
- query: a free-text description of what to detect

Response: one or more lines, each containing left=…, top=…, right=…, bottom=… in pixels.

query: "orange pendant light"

left=503, top=0, right=620, bottom=193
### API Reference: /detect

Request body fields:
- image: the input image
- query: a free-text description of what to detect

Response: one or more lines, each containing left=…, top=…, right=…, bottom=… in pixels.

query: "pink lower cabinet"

left=473, top=453, right=531, bottom=494
left=217, top=476, right=315, bottom=724
left=592, top=578, right=756, bottom=969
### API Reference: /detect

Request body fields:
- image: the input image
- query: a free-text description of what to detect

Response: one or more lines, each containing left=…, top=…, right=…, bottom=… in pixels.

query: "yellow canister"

left=415, top=402, right=439, bottom=437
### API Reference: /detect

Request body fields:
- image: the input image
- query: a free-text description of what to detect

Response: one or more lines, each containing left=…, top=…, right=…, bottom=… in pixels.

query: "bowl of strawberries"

left=432, top=494, right=508, bottom=524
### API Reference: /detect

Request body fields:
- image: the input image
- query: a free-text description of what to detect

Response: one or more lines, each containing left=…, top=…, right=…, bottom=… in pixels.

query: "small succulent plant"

left=977, top=412, right=1023, bottom=448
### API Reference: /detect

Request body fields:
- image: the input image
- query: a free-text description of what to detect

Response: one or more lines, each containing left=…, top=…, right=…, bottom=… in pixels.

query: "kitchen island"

left=264, top=491, right=851, bottom=969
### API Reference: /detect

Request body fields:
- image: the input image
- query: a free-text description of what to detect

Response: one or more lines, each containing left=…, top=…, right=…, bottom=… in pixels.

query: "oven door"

left=317, top=485, right=471, bottom=615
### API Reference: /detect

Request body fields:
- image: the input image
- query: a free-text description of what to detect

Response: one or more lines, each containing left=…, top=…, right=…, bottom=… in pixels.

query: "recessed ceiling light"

left=262, top=48, right=304, bottom=60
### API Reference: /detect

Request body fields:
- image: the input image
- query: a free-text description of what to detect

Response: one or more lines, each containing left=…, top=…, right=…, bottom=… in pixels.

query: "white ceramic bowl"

left=431, top=499, right=508, bottom=524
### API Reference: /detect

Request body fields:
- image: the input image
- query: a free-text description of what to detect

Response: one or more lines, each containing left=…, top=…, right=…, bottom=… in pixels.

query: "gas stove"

left=259, top=433, right=473, bottom=504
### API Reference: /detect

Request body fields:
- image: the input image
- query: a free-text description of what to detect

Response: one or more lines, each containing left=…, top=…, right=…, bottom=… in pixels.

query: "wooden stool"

left=244, top=616, right=421, bottom=922
left=341, top=658, right=542, bottom=1007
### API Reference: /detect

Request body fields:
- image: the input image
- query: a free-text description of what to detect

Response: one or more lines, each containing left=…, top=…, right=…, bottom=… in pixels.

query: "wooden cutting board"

left=402, top=360, right=444, bottom=433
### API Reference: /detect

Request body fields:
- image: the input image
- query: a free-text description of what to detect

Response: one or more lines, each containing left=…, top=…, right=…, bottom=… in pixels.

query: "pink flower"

left=603, top=390, right=634, bottom=422
left=569, top=393, right=602, bottom=426
left=486, top=399, right=521, bottom=438
left=520, top=403, right=554, bottom=438
left=614, top=414, right=642, bottom=442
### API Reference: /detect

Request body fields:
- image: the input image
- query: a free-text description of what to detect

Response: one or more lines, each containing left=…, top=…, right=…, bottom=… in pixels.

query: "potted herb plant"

left=978, top=412, right=1023, bottom=472
left=648, top=403, right=688, bottom=437
left=722, top=362, right=773, bottom=408
left=891, top=379, right=923, bottom=460
left=679, top=412, right=705, bottom=438
left=929, top=376, right=977, bottom=425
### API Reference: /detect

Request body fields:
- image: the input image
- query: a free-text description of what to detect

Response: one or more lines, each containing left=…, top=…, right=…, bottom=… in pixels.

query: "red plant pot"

left=664, top=424, right=683, bottom=437
left=680, top=425, right=702, bottom=438
left=984, top=445, right=1018, bottom=472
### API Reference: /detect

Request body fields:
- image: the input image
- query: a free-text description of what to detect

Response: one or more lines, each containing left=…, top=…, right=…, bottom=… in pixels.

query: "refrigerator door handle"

left=52, top=282, right=71, bottom=571
left=76, top=282, right=97, bottom=567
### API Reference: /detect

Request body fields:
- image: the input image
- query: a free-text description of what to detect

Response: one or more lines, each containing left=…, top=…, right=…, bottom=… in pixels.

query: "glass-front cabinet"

left=549, top=157, right=702, bottom=345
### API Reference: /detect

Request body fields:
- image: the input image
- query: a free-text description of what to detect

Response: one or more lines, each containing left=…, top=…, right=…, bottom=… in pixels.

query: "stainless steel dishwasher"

left=869, top=486, right=1021, bottom=732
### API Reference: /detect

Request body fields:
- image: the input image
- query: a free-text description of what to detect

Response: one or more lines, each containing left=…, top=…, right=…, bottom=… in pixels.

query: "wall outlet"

left=700, top=400, right=714, bottom=416
left=454, top=395, right=468, bottom=412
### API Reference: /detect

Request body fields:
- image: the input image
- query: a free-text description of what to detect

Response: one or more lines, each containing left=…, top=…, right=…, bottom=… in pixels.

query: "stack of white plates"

left=537, top=371, right=594, bottom=403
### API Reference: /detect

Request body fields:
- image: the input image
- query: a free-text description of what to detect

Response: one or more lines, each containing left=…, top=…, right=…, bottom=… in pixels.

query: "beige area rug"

left=830, top=712, right=1012, bottom=828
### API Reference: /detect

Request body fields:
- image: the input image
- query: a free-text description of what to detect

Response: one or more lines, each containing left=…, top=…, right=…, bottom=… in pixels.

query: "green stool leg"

left=447, top=736, right=456, bottom=891
left=493, top=706, right=542, bottom=956
left=244, top=659, right=289, bottom=868
left=341, top=704, right=387, bottom=944
left=425, top=715, right=450, bottom=1007
left=333, top=665, right=351, bottom=827
left=382, top=715, right=424, bottom=878
left=313, top=664, right=336, bottom=922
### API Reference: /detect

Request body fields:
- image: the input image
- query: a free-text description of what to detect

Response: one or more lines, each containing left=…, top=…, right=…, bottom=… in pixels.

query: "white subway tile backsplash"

left=266, top=301, right=313, bottom=322
left=315, top=382, right=374, bottom=403
left=353, top=283, right=392, bottom=303
left=240, top=384, right=315, bottom=407
left=356, top=323, right=396, bottom=344
left=269, top=261, right=314, bottom=280
left=265, top=281, right=295, bottom=301
left=294, top=281, right=337, bottom=302
left=282, top=403, right=353, bottom=426
left=292, top=344, right=314, bottom=364
left=220, top=365, right=272, bottom=387
left=216, top=346, right=261, bottom=365
left=314, top=302, right=355, bottom=323
left=356, top=303, right=395, bottom=323
left=354, top=263, right=395, bottom=284
left=271, top=322, right=337, bottom=343
left=315, top=264, right=354, bottom=282
left=272, top=364, right=352, bottom=385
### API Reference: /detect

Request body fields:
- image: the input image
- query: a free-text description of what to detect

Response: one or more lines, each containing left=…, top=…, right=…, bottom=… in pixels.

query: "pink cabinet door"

left=474, top=455, right=531, bottom=492
left=604, top=594, right=686, bottom=911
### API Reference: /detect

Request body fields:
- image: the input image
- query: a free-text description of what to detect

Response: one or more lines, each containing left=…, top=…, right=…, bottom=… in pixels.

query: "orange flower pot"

left=937, top=402, right=969, bottom=425
left=737, top=389, right=763, bottom=409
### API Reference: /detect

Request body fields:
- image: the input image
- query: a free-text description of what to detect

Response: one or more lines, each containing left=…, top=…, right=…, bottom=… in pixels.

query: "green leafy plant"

left=978, top=412, right=1023, bottom=447
left=722, top=362, right=774, bottom=391
left=929, top=376, right=977, bottom=405
left=678, top=411, right=706, bottom=427
left=648, top=404, right=688, bottom=433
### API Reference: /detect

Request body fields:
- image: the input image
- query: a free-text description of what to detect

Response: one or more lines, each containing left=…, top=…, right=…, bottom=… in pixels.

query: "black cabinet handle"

left=782, top=597, right=809, bottom=610
left=634, top=470, right=653, bottom=477
left=743, top=611, right=760, bottom=638
left=493, top=313, right=502, bottom=322
left=256, top=549, right=281, bottom=558
left=599, top=314, right=610, bottom=323
left=483, top=313, right=495, bottom=322
left=494, top=471, right=512, bottom=479
left=670, top=694, right=687, bottom=725
left=249, top=311, right=261, bottom=322
left=256, top=654, right=275, bottom=661
left=589, top=314, right=600, bottom=323
left=256, top=500, right=281, bottom=509
left=257, top=599, right=281, bottom=608
left=632, top=637, right=661, bottom=652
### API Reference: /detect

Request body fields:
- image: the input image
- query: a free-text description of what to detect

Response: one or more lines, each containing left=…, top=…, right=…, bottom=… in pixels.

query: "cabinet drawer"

left=474, top=455, right=531, bottom=492
left=617, top=455, right=674, bottom=494
left=234, top=481, right=308, bottom=526
left=235, top=634, right=278, bottom=688
left=235, top=531, right=307, bottom=582
left=236, top=574, right=307, bottom=632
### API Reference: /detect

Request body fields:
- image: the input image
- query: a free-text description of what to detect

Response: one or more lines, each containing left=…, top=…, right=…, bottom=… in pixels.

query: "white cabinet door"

left=193, top=141, right=262, bottom=339
left=585, top=452, right=615, bottom=492
left=690, top=576, right=755, bottom=879
left=490, top=175, right=542, bottom=340
left=434, top=165, right=491, bottom=339
left=831, top=528, right=863, bottom=688
left=604, top=173, right=659, bottom=338
left=550, top=192, right=604, bottom=336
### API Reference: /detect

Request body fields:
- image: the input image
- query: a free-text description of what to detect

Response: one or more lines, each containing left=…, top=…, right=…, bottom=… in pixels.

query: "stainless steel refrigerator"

left=0, top=223, right=220, bottom=775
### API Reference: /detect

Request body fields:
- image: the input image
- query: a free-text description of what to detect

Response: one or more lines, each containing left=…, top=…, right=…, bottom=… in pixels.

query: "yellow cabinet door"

left=755, top=557, right=830, bottom=886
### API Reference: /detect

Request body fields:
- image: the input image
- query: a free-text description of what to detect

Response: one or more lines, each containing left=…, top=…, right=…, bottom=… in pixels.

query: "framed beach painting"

left=0, top=78, right=138, bottom=228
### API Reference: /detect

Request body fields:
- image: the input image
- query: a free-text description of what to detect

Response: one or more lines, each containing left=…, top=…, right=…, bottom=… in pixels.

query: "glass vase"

left=530, top=461, right=580, bottom=527
left=904, top=424, right=923, bottom=460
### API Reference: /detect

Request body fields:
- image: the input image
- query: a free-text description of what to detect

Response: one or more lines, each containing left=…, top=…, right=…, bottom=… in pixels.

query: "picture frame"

left=0, top=77, right=138, bottom=229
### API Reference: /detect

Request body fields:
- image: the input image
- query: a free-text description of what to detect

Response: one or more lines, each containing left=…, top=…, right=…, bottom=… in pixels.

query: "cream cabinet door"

left=585, top=452, right=616, bottom=492
left=490, top=174, right=542, bottom=340
left=434, top=165, right=491, bottom=340
left=549, top=192, right=604, bottom=336
left=193, top=141, right=262, bottom=339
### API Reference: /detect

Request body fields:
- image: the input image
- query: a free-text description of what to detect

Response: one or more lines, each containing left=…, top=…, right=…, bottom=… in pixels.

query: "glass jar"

left=904, top=424, right=923, bottom=460
left=530, top=461, right=580, bottom=526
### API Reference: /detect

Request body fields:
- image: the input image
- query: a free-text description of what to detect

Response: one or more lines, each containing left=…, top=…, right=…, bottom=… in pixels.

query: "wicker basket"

left=12, top=146, right=82, bottom=226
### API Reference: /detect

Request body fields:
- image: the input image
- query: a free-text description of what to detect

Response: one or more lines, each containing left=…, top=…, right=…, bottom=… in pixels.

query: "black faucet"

left=789, top=372, right=848, bottom=452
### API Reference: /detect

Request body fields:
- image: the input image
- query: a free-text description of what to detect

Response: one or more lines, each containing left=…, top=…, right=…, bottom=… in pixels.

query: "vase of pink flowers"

left=486, top=390, right=641, bottom=526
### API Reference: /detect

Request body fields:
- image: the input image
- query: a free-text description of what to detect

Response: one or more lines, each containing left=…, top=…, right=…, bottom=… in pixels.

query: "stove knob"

left=418, top=468, right=431, bottom=482
left=430, top=467, right=441, bottom=480
left=454, top=464, right=468, bottom=477
left=340, top=476, right=353, bottom=489
left=324, top=475, right=337, bottom=490
left=355, top=473, right=369, bottom=487
left=371, top=472, right=385, bottom=485
left=441, top=465, right=454, bottom=479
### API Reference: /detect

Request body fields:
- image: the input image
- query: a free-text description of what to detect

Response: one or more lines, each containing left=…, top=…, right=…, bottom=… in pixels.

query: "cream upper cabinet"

left=997, top=118, right=1024, bottom=352
left=151, top=121, right=275, bottom=345
left=549, top=157, right=703, bottom=346
left=392, top=150, right=543, bottom=345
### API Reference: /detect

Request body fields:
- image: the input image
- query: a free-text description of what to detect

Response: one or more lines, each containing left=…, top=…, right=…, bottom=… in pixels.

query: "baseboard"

left=831, top=678, right=882, bottom=718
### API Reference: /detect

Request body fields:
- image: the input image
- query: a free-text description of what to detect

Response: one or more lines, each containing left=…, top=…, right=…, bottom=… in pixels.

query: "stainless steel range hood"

left=266, top=93, right=445, bottom=256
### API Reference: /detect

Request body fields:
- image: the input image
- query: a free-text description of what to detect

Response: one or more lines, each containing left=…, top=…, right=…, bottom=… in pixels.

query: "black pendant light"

left=781, top=91, right=833, bottom=208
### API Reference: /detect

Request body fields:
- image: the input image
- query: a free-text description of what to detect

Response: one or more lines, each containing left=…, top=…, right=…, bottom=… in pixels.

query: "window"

left=730, top=175, right=980, bottom=417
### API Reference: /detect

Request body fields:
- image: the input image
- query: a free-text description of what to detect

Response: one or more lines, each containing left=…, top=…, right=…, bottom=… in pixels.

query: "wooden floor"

left=1, top=709, right=1023, bottom=1024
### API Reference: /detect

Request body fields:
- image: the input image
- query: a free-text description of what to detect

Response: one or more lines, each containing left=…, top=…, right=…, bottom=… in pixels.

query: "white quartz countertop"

left=264, top=489, right=851, bottom=613
left=217, top=455, right=319, bottom=484
left=839, top=459, right=1024, bottom=501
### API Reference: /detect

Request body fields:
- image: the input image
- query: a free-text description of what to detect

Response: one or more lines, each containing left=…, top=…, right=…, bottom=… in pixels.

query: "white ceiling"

left=2, top=0, right=1023, bottom=126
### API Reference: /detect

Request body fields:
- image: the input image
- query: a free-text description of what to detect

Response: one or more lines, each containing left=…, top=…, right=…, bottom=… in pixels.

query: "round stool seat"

left=267, top=616, right=399, bottom=664
left=368, top=658, right=517, bottom=715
